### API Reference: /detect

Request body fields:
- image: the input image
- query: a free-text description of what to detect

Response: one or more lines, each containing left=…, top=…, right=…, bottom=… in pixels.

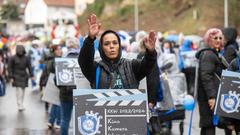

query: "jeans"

left=49, top=104, right=61, bottom=125
left=60, top=101, right=73, bottom=135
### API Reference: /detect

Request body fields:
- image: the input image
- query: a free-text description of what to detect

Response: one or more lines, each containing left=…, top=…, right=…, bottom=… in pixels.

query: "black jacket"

left=137, top=52, right=158, bottom=103
left=8, top=45, right=33, bottom=88
left=78, top=35, right=157, bottom=90
left=195, top=47, right=225, bottom=127
left=228, top=58, right=240, bottom=71
left=223, top=42, right=239, bottom=64
left=222, top=27, right=239, bottom=64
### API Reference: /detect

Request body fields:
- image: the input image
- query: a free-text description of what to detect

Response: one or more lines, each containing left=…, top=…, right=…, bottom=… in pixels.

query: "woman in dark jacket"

left=222, top=27, right=239, bottom=64
left=195, top=28, right=225, bottom=135
left=8, top=45, right=34, bottom=111
left=78, top=14, right=157, bottom=94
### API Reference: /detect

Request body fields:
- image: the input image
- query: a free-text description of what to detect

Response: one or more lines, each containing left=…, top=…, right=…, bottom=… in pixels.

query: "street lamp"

left=134, top=0, right=139, bottom=32
left=224, top=0, right=228, bottom=27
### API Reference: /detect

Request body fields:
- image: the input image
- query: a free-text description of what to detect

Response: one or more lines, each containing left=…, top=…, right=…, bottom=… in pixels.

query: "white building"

left=24, top=0, right=76, bottom=27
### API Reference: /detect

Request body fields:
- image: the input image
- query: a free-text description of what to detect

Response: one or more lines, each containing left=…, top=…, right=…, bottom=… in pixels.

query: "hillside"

left=78, top=0, right=240, bottom=36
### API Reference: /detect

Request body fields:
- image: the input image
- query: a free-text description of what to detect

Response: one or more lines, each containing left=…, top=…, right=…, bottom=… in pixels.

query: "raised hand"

left=87, top=14, right=101, bottom=39
left=144, top=31, right=156, bottom=51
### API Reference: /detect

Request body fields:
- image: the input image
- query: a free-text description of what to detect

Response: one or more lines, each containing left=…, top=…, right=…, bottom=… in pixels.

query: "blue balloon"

left=184, top=95, right=195, bottom=110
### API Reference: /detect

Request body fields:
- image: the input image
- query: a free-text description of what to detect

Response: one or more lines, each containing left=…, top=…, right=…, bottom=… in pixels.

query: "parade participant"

left=78, top=13, right=157, bottom=95
left=222, top=56, right=240, bottom=135
left=58, top=37, right=80, bottom=135
left=8, top=45, right=34, bottom=111
left=40, top=42, right=62, bottom=129
left=195, top=28, right=225, bottom=135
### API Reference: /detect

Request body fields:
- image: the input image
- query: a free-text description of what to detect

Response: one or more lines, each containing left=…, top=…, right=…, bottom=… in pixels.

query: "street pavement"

left=0, top=83, right=227, bottom=135
left=0, top=83, right=64, bottom=135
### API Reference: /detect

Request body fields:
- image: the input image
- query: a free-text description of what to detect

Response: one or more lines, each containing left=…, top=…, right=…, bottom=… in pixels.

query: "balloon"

left=184, top=95, right=195, bottom=110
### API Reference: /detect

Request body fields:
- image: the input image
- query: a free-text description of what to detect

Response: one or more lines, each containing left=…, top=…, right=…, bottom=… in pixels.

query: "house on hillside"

left=3, top=0, right=77, bottom=36
left=25, top=0, right=76, bottom=28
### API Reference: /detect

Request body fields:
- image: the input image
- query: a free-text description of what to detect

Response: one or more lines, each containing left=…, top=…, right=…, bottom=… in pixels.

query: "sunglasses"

left=213, top=36, right=223, bottom=40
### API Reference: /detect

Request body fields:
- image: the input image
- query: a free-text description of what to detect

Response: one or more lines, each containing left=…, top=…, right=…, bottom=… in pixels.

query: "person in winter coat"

left=8, top=45, right=34, bottom=111
left=195, top=28, right=225, bottom=135
left=222, top=27, right=239, bottom=64
left=78, top=14, right=157, bottom=95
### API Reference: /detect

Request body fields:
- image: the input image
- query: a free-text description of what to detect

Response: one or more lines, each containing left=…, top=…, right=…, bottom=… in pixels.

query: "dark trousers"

left=60, top=101, right=73, bottom=135
left=182, top=67, right=195, bottom=95
left=200, top=127, right=215, bottom=135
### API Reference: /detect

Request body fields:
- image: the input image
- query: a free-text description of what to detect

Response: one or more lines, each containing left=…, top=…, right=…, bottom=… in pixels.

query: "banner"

left=214, top=70, right=240, bottom=120
left=73, top=89, right=148, bottom=135
left=55, top=58, right=90, bottom=88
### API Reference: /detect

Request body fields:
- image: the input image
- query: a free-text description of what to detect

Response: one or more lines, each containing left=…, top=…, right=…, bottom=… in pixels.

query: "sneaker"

left=54, top=125, right=60, bottom=129
left=47, top=123, right=53, bottom=129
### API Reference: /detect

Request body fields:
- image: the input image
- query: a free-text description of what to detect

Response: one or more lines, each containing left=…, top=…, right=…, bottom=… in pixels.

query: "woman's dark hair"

left=99, top=30, right=121, bottom=46
left=51, top=45, right=61, bottom=52
left=161, top=40, right=175, bottom=54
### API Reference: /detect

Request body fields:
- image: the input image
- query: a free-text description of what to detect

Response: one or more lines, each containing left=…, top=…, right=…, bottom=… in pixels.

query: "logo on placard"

left=220, top=91, right=240, bottom=113
left=78, top=111, right=102, bottom=135
left=58, top=69, right=73, bottom=83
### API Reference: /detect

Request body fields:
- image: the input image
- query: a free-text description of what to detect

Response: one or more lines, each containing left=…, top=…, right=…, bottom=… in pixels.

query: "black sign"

left=214, top=70, right=240, bottom=120
left=73, top=89, right=148, bottom=135
left=55, top=58, right=85, bottom=86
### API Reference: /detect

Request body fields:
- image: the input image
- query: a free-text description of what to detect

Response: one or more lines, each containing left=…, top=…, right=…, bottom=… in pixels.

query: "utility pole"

left=224, top=0, right=228, bottom=27
left=134, top=0, right=139, bottom=32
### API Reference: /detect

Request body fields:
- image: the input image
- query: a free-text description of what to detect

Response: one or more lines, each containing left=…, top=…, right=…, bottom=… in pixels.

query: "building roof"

left=44, top=0, right=74, bottom=7
left=0, top=0, right=75, bottom=7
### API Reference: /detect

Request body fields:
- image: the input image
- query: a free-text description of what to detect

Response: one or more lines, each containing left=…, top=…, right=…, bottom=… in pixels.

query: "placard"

left=55, top=58, right=86, bottom=86
left=214, top=70, right=240, bottom=120
left=73, top=89, right=148, bottom=135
